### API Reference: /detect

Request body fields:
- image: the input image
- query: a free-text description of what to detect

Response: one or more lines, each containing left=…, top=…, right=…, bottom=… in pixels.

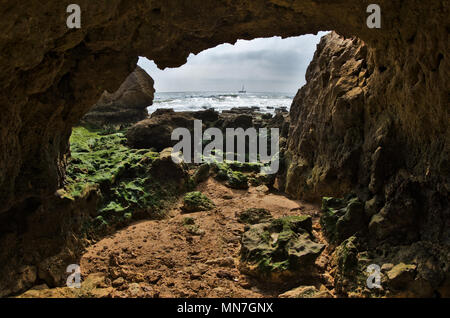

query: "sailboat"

left=238, top=85, right=246, bottom=94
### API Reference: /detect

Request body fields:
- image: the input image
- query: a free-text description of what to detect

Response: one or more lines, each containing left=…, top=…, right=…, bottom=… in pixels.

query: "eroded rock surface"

left=281, top=31, right=448, bottom=247
left=239, top=215, right=324, bottom=284
left=280, top=31, right=449, bottom=296
left=81, top=66, right=154, bottom=128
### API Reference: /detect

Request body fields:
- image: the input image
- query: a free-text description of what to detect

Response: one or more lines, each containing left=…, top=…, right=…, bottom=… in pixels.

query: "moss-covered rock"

left=269, top=215, right=313, bottom=234
left=182, top=217, right=205, bottom=236
left=237, top=208, right=273, bottom=225
left=239, top=215, right=324, bottom=283
left=212, top=162, right=230, bottom=181
left=66, top=126, right=186, bottom=229
left=226, top=170, right=249, bottom=189
left=192, top=164, right=210, bottom=184
left=334, top=236, right=359, bottom=275
left=182, top=192, right=215, bottom=213
left=249, top=173, right=275, bottom=188
left=332, top=236, right=366, bottom=296
left=320, top=196, right=366, bottom=244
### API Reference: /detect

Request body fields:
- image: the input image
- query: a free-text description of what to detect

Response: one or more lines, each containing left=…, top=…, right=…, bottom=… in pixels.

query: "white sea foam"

left=148, top=91, right=294, bottom=114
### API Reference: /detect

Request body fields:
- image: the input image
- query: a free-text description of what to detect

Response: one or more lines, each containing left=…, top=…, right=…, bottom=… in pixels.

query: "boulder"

left=386, top=263, right=417, bottom=290
left=236, top=208, right=273, bottom=225
left=150, top=148, right=188, bottom=182
left=226, top=171, right=249, bottom=190
left=320, top=196, right=366, bottom=244
left=81, top=66, right=154, bottom=128
left=127, top=111, right=198, bottom=151
left=182, top=192, right=215, bottom=213
left=192, top=164, right=211, bottom=184
left=239, top=215, right=324, bottom=283
left=220, top=114, right=253, bottom=130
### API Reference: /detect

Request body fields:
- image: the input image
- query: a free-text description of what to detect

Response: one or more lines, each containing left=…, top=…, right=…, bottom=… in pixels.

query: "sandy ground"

left=79, top=178, right=330, bottom=298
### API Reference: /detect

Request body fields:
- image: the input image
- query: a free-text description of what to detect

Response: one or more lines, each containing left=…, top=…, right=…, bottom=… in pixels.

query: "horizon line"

left=154, top=90, right=296, bottom=94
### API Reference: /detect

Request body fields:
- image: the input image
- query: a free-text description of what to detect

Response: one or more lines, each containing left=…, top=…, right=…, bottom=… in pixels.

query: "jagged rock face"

left=283, top=30, right=449, bottom=245
left=284, top=33, right=369, bottom=201
left=81, top=66, right=154, bottom=128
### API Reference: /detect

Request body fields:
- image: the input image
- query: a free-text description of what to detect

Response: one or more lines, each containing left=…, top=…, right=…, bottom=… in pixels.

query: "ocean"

left=148, top=92, right=294, bottom=114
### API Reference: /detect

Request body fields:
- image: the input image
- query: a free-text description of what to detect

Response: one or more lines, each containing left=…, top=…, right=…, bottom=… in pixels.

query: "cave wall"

left=283, top=26, right=448, bottom=244
left=0, top=0, right=448, bottom=294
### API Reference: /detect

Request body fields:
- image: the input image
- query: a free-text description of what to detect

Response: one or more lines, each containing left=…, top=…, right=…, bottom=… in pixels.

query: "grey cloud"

left=139, top=33, right=328, bottom=93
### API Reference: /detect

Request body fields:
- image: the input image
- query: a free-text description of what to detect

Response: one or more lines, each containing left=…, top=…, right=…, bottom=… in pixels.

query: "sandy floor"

left=80, top=178, right=330, bottom=298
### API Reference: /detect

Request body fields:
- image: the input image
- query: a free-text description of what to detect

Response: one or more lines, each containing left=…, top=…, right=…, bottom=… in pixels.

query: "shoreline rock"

left=81, top=66, right=154, bottom=129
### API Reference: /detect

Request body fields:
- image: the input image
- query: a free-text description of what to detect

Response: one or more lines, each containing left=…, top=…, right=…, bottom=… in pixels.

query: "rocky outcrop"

left=239, top=215, right=324, bottom=284
left=81, top=66, right=154, bottom=128
left=282, top=31, right=449, bottom=246
left=0, top=128, right=188, bottom=296
left=280, top=31, right=449, bottom=297
left=127, top=107, right=288, bottom=151
left=127, top=110, right=198, bottom=151
left=283, top=33, right=368, bottom=201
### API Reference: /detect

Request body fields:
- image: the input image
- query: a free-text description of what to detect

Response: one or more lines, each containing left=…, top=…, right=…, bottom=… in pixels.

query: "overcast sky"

left=138, top=32, right=328, bottom=94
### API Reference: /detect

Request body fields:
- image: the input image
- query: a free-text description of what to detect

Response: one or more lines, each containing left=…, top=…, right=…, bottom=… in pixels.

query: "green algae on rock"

left=320, top=196, right=367, bottom=244
left=182, top=217, right=205, bottom=236
left=182, top=192, right=215, bottom=213
left=192, top=164, right=211, bottom=184
left=239, top=215, right=324, bottom=283
left=226, top=170, right=249, bottom=190
left=66, top=126, right=186, bottom=228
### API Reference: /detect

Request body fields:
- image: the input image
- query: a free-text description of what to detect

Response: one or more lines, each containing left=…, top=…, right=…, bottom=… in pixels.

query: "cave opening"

left=57, top=33, right=338, bottom=297
left=68, top=33, right=330, bottom=232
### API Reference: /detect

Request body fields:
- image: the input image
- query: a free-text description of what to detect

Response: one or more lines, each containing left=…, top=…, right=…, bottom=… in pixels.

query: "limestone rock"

left=150, top=148, right=188, bottom=182
left=386, top=263, right=417, bottom=290
left=127, top=111, right=197, bottom=151
left=320, top=196, right=366, bottom=244
left=182, top=192, right=215, bottom=213
left=192, top=164, right=211, bottom=184
left=239, top=216, right=324, bottom=283
left=81, top=66, right=154, bottom=128
left=236, top=208, right=273, bottom=225
left=279, top=285, right=333, bottom=298
left=17, top=273, right=112, bottom=298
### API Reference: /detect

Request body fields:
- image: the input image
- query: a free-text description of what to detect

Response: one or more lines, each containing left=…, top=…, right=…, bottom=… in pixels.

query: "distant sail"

left=238, top=85, right=246, bottom=93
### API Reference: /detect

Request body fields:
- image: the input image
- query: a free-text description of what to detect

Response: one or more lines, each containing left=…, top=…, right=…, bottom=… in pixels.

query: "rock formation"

left=0, top=0, right=448, bottom=297
left=127, top=110, right=199, bottom=151
left=282, top=31, right=449, bottom=246
left=280, top=31, right=449, bottom=297
left=81, top=66, right=154, bottom=128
